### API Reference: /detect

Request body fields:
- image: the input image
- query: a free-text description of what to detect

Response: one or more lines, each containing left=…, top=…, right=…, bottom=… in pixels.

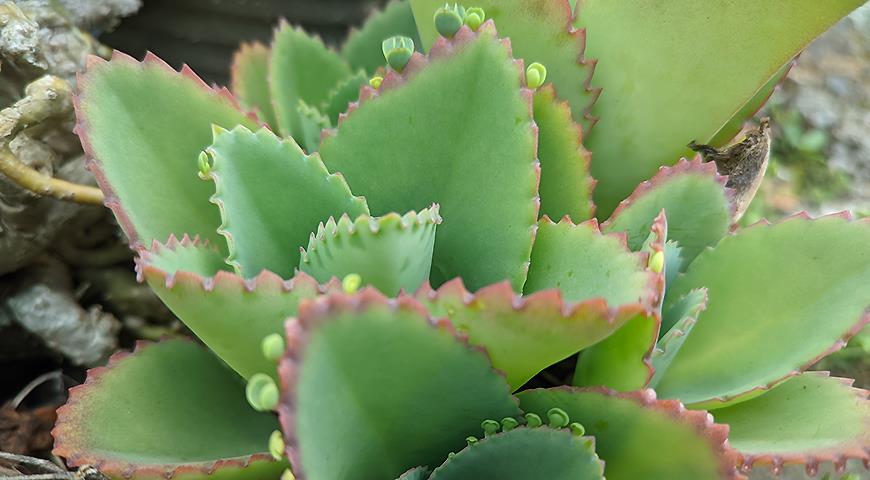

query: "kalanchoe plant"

left=50, top=1, right=870, bottom=479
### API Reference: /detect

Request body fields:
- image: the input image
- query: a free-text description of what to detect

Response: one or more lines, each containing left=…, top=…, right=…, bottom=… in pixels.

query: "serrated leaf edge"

left=277, top=288, right=521, bottom=480
left=74, top=51, right=265, bottom=250
left=51, top=339, right=279, bottom=479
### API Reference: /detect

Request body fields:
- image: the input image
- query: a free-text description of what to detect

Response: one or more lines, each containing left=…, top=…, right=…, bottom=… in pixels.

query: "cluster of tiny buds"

left=457, top=408, right=588, bottom=453
left=434, top=4, right=486, bottom=38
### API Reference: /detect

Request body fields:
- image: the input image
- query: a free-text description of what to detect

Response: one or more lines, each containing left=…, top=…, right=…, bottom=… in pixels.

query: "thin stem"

left=1, top=474, right=71, bottom=480
left=0, top=147, right=103, bottom=205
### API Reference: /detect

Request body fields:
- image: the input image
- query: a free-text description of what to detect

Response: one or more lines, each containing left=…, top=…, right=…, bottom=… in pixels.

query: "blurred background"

left=0, top=0, right=866, bottom=459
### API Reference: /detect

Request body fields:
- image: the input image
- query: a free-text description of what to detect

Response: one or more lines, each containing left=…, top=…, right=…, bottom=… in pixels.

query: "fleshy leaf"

left=656, top=213, right=870, bottom=408
left=533, top=85, right=595, bottom=222
left=664, top=240, right=685, bottom=286
left=76, top=52, right=259, bottom=252
left=341, top=0, right=421, bottom=74
left=299, top=205, right=441, bottom=296
left=708, top=59, right=794, bottom=147
left=574, top=0, right=864, bottom=215
left=53, top=340, right=286, bottom=480
left=397, top=467, right=431, bottom=480
left=602, top=158, right=732, bottom=265
left=572, top=212, right=666, bottom=390
left=204, top=126, right=368, bottom=279
left=319, top=26, right=539, bottom=291
left=524, top=217, right=659, bottom=306
left=417, top=279, right=655, bottom=390
left=230, top=42, right=278, bottom=128
left=270, top=22, right=351, bottom=146
left=649, top=289, right=707, bottom=388
left=136, top=236, right=339, bottom=380
left=411, top=0, right=599, bottom=132
left=296, top=100, right=332, bottom=153
left=321, top=70, right=369, bottom=124
left=278, top=290, right=522, bottom=480
left=140, top=234, right=231, bottom=277
left=517, top=388, right=741, bottom=480
left=713, top=372, right=870, bottom=478
left=427, top=427, right=605, bottom=479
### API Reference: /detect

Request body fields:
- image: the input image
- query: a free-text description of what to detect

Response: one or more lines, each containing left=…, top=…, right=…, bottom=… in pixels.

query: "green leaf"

left=397, top=467, right=431, bottom=480
left=572, top=213, right=665, bottom=390
left=517, top=388, right=739, bottom=480
left=707, top=60, right=794, bottom=147
left=270, top=22, right=352, bottom=144
left=664, top=240, right=685, bottom=286
left=322, top=70, right=369, bottom=124
left=574, top=0, right=864, bottom=215
left=418, top=279, right=652, bottom=390
left=300, top=206, right=440, bottom=296
left=602, top=158, right=732, bottom=265
left=342, top=0, right=422, bottom=74
left=656, top=213, right=870, bottom=408
left=230, top=42, right=278, bottom=129
left=294, top=99, right=332, bottom=153
left=77, top=52, right=259, bottom=252
left=411, top=0, right=598, bottom=132
left=137, top=237, right=338, bottom=380
left=524, top=217, right=658, bottom=306
left=280, top=290, right=521, bottom=480
left=428, top=427, right=604, bottom=479
left=713, top=372, right=870, bottom=478
left=320, top=28, right=539, bottom=291
left=203, top=126, right=368, bottom=279
left=53, top=340, right=286, bottom=479
left=534, top=85, right=595, bottom=222
left=649, top=288, right=707, bottom=388
left=140, top=234, right=231, bottom=277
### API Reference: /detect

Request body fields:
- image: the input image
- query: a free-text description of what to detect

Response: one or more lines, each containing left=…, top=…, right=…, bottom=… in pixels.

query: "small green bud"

left=465, top=436, right=478, bottom=446
left=369, top=75, right=383, bottom=89
left=464, top=7, right=485, bottom=30
left=547, top=407, right=570, bottom=428
left=526, top=62, right=547, bottom=89
left=280, top=469, right=296, bottom=480
left=569, top=422, right=585, bottom=437
left=246, top=373, right=279, bottom=412
left=198, top=151, right=211, bottom=178
left=501, top=417, right=519, bottom=431
left=649, top=250, right=665, bottom=273
left=269, top=430, right=285, bottom=460
left=524, top=412, right=542, bottom=428
left=382, top=36, right=415, bottom=72
left=434, top=3, right=465, bottom=38
left=342, top=273, right=362, bottom=293
left=261, top=333, right=286, bottom=361
left=481, top=419, right=500, bottom=436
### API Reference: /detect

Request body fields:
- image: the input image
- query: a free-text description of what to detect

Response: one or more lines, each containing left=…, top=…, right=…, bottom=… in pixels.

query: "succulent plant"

left=49, top=1, right=870, bottom=480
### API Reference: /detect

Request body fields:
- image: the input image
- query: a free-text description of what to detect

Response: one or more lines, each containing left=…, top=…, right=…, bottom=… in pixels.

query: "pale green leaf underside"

left=230, top=42, right=278, bottom=129
left=293, top=297, right=521, bottom=480
left=713, top=373, right=870, bottom=459
left=650, top=288, right=707, bottom=388
left=576, top=0, right=864, bottom=215
left=270, top=24, right=351, bottom=145
left=524, top=219, right=652, bottom=305
left=138, top=239, right=332, bottom=380
left=79, top=55, right=259, bottom=252
left=428, top=428, right=604, bottom=480
left=300, top=206, right=440, bottom=296
left=517, top=388, right=732, bottom=480
left=341, top=0, right=421, bottom=74
left=657, top=216, right=870, bottom=407
left=419, top=282, right=643, bottom=390
left=320, top=32, right=538, bottom=291
left=206, top=126, right=368, bottom=279
left=53, top=340, right=285, bottom=479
